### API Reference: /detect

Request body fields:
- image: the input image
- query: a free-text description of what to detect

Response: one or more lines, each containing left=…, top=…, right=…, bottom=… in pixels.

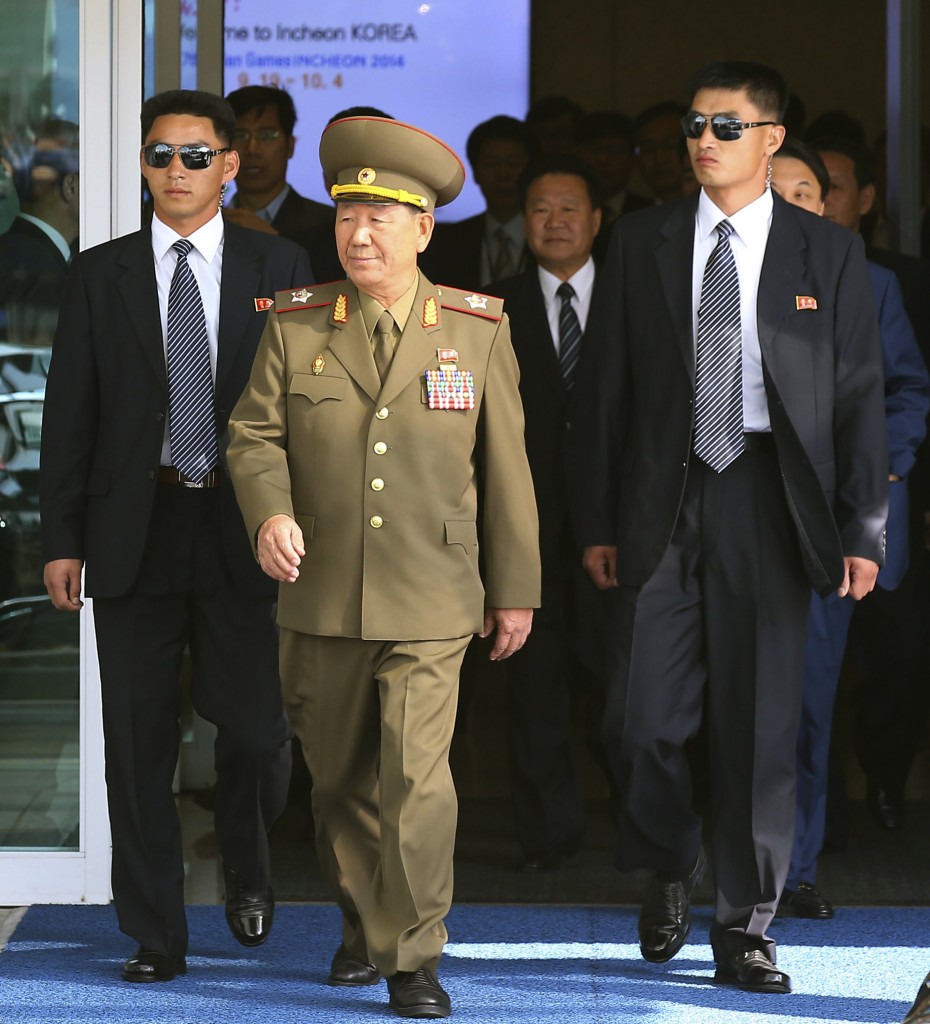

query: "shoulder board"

left=435, top=286, right=504, bottom=322
left=274, top=281, right=343, bottom=315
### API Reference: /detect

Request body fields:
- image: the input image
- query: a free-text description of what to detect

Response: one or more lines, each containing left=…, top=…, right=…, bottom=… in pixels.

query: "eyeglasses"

left=231, top=128, right=283, bottom=145
left=141, top=143, right=230, bottom=170
left=681, top=112, right=776, bottom=142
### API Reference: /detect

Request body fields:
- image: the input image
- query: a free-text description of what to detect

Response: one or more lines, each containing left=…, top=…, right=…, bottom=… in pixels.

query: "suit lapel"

left=115, top=228, right=166, bottom=390
left=216, top=225, right=262, bottom=399
left=528, top=274, right=565, bottom=395
left=328, top=284, right=382, bottom=402
left=654, top=195, right=699, bottom=381
left=757, top=194, right=807, bottom=369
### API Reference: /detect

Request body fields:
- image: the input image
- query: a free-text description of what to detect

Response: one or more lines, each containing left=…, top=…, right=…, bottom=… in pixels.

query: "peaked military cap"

left=320, top=116, right=465, bottom=212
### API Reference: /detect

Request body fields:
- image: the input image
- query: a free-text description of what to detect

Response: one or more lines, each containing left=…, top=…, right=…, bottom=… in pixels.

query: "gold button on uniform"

left=370, top=515, right=384, bottom=528
left=373, top=441, right=388, bottom=455
left=371, top=478, right=385, bottom=491
left=376, top=407, right=389, bottom=420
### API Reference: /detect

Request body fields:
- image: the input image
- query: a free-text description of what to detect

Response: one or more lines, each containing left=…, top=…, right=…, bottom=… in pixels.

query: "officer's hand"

left=838, top=556, right=880, bottom=600
left=223, top=207, right=279, bottom=235
left=257, top=514, right=305, bottom=582
left=481, top=607, right=533, bottom=661
left=44, top=558, right=84, bottom=611
left=583, top=545, right=619, bottom=590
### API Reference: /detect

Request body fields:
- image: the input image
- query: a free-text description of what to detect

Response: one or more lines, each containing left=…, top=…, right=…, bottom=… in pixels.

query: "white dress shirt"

left=537, top=257, right=596, bottom=355
left=692, top=187, right=774, bottom=432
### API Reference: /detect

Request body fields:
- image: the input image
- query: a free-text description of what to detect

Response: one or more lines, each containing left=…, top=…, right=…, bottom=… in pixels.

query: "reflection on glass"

left=0, top=0, right=80, bottom=851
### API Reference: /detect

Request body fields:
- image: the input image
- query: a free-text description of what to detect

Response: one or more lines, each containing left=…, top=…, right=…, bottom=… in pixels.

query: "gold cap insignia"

left=333, top=293, right=349, bottom=324
left=423, top=297, right=439, bottom=328
left=357, top=167, right=377, bottom=186
left=312, top=354, right=326, bottom=375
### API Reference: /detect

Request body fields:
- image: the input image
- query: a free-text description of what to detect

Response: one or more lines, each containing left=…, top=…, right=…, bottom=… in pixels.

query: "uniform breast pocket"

left=289, top=373, right=347, bottom=404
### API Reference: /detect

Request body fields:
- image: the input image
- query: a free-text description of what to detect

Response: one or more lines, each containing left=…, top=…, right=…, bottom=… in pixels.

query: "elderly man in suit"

left=492, top=153, right=611, bottom=872
left=575, top=61, right=887, bottom=994
left=40, top=89, right=311, bottom=982
left=227, top=116, right=540, bottom=1019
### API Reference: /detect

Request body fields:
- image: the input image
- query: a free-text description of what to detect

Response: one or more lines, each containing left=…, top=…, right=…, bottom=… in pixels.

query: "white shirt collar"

left=18, top=213, right=71, bottom=263
left=696, top=186, right=773, bottom=247
left=537, top=256, right=596, bottom=305
left=151, top=209, right=224, bottom=263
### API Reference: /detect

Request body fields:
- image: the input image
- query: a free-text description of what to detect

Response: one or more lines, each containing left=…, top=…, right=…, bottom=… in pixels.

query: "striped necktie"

left=166, top=239, right=218, bottom=482
left=556, top=281, right=582, bottom=388
left=693, top=220, right=745, bottom=472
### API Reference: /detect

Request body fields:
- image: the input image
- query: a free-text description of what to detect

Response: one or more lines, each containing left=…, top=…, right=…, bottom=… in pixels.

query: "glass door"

left=0, top=0, right=141, bottom=904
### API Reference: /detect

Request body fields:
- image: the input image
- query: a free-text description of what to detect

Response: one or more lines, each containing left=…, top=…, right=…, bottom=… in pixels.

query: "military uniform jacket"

left=227, top=274, right=541, bottom=640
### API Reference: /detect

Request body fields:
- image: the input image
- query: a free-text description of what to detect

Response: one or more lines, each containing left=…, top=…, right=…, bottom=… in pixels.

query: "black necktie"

left=491, top=226, right=515, bottom=281
left=166, top=239, right=218, bottom=482
left=693, top=220, right=745, bottom=472
left=556, top=281, right=582, bottom=388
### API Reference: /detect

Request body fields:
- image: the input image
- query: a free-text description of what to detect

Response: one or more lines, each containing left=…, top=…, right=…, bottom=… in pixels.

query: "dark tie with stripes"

left=693, top=220, right=745, bottom=472
left=556, top=281, right=582, bottom=388
left=166, top=239, right=218, bottom=483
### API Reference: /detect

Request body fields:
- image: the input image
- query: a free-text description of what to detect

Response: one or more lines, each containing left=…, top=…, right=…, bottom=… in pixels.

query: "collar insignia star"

left=463, top=293, right=489, bottom=310
left=291, top=288, right=313, bottom=304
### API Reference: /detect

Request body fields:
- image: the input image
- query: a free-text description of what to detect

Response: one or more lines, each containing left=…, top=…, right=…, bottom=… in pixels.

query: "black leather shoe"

left=223, top=864, right=274, bottom=947
left=638, top=846, right=706, bottom=963
left=122, top=949, right=186, bottom=982
left=903, top=971, right=930, bottom=1023
left=776, top=882, right=834, bottom=919
left=867, top=784, right=905, bottom=829
left=329, top=944, right=381, bottom=986
left=714, top=949, right=791, bottom=993
left=387, top=967, right=451, bottom=1018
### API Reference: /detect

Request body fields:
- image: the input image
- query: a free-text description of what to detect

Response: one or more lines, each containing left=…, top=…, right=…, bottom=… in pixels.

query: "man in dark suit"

left=421, top=115, right=537, bottom=292
left=492, top=153, right=610, bottom=872
left=224, top=86, right=332, bottom=257
left=39, top=89, right=311, bottom=983
left=575, top=61, right=887, bottom=994
left=0, top=119, right=80, bottom=343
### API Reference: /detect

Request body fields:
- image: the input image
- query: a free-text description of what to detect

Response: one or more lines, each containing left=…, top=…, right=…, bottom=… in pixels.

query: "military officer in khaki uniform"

left=227, top=116, right=541, bottom=1019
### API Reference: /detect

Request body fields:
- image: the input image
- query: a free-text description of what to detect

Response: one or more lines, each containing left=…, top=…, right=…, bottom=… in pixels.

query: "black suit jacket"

left=574, top=191, right=888, bottom=596
left=492, top=267, right=600, bottom=571
left=422, top=213, right=534, bottom=293
left=0, top=217, right=71, bottom=342
left=39, top=221, right=312, bottom=599
left=271, top=185, right=333, bottom=251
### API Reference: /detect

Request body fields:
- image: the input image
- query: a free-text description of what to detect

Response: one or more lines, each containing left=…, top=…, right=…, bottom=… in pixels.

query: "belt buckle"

left=180, top=476, right=205, bottom=488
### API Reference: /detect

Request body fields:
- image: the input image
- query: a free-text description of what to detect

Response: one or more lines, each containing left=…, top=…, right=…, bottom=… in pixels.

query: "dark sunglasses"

left=141, top=143, right=230, bottom=170
left=681, top=112, right=775, bottom=142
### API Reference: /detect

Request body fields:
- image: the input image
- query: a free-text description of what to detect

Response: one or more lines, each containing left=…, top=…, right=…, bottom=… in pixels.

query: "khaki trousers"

left=279, top=630, right=470, bottom=975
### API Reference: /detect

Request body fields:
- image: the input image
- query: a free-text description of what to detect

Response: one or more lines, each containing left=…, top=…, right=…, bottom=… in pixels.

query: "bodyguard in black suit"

left=575, top=62, right=887, bottom=994
left=493, top=155, right=611, bottom=871
left=40, top=90, right=311, bottom=982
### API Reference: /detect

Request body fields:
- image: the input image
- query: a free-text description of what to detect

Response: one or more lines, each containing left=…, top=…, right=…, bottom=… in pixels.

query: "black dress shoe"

left=223, top=865, right=274, bottom=947
left=329, top=944, right=382, bottom=986
left=903, top=970, right=930, bottom=1023
left=638, top=846, right=706, bottom=963
left=867, top=785, right=905, bottom=829
left=714, top=949, right=791, bottom=993
left=776, top=882, right=834, bottom=919
left=122, top=949, right=186, bottom=982
left=387, top=967, right=451, bottom=1018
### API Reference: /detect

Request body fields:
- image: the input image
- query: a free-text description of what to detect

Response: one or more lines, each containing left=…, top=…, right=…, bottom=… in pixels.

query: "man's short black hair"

left=811, top=135, right=877, bottom=190
left=687, top=61, right=789, bottom=123
left=774, top=136, right=831, bottom=202
left=327, top=106, right=392, bottom=126
left=517, top=153, right=603, bottom=211
left=141, top=89, right=236, bottom=146
left=526, top=96, right=584, bottom=129
left=226, top=85, right=298, bottom=137
left=633, top=101, right=687, bottom=141
left=465, top=115, right=537, bottom=170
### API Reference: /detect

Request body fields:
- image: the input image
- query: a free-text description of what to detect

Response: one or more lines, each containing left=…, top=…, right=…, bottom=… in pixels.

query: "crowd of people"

left=1, top=52, right=926, bottom=1022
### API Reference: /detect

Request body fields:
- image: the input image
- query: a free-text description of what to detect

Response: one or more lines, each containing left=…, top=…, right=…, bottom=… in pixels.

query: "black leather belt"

left=743, top=432, right=776, bottom=453
left=157, top=466, right=221, bottom=488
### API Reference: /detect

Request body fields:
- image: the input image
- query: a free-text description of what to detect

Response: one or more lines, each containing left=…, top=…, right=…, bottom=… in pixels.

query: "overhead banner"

left=222, top=0, right=531, bottom=220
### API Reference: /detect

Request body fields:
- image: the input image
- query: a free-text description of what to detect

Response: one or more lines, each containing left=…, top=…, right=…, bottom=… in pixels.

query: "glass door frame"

left=0, top=0, right=142, bottom=904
